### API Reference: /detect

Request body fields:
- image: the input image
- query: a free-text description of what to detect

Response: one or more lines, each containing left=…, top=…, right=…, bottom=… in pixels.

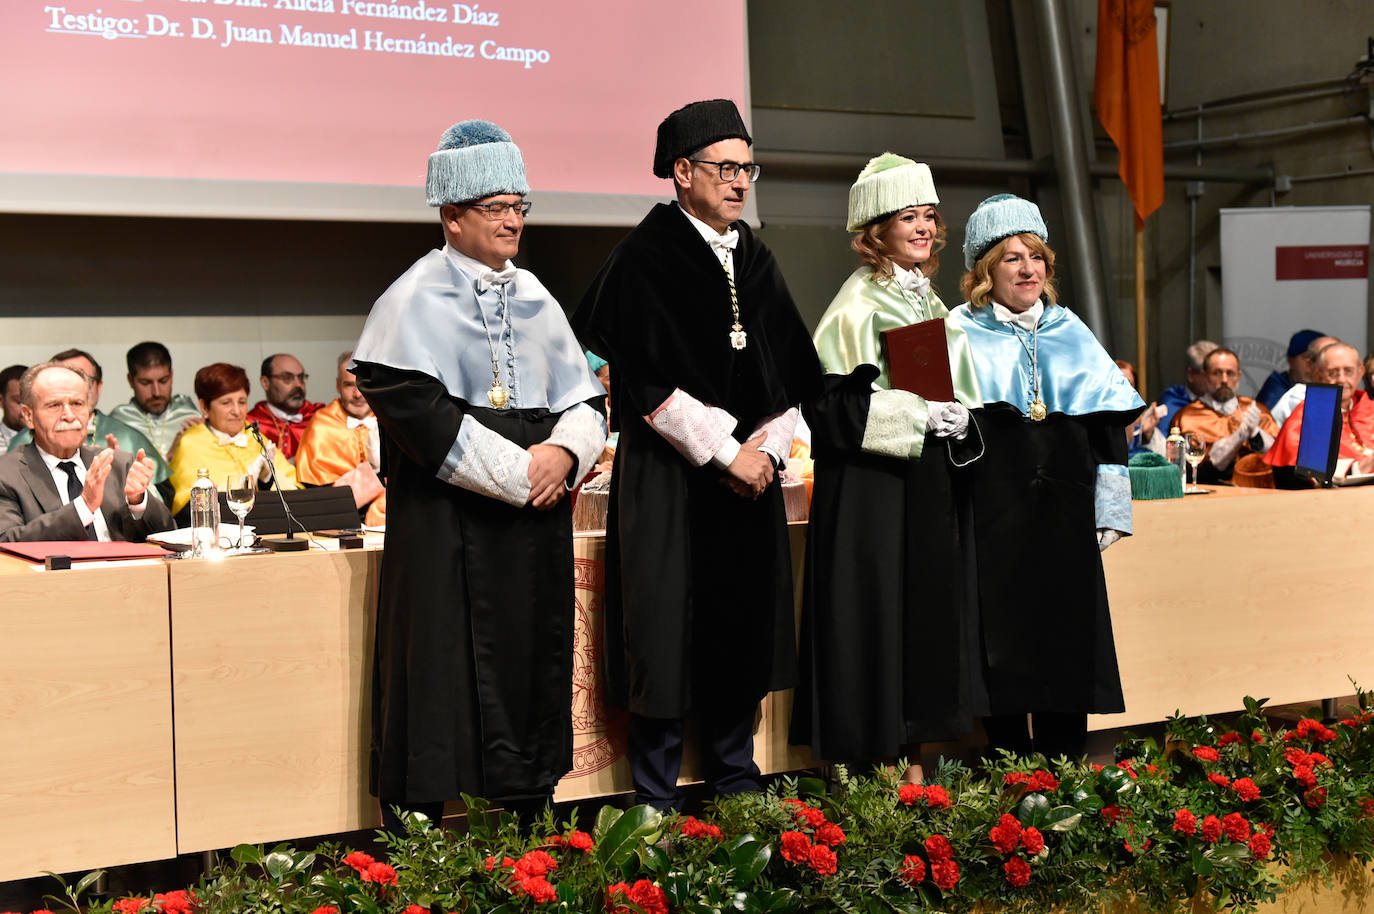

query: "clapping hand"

left=123, top=448, right=156, bottom=505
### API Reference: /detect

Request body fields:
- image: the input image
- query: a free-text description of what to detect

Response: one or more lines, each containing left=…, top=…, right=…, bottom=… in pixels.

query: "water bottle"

left=1165, top=426, right=1187, bottom=485
left=189, top=468, right=221, bottom=557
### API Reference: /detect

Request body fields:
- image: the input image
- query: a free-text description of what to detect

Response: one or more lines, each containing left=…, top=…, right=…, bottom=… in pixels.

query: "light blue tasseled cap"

left=425, top=119, right=529, bottom=206
left=962, top=194, right=1048, bottom=269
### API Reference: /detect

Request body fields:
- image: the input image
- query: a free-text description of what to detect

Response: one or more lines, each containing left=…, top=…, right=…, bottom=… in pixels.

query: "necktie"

left=477, top=266, right=518, bottom=293
left=58, top=460, right=97, bottom=540
left=899, top=269, right=930, bottom=299
left=708, top=229, right=739, bottom=255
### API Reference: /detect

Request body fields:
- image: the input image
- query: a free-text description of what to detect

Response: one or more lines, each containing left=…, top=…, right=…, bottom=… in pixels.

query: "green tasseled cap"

left=846, top=153, right=938, bottom=232
left=1128, top=451, right=1184, bottom=500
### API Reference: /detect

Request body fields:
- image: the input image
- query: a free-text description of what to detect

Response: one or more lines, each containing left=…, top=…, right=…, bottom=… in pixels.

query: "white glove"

left=926, top=401, right=970, bottom=440
left=1206, top=428, right=1245, bottom=470
left=246, top=449, right=274, bottom=484
left=1097, top=529, right=1122, bottom=552
left=1237, top=403, right=1261, bottom=439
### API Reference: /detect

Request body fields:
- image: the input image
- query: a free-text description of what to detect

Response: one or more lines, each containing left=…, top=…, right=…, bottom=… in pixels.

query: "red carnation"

left=898, top=783, right=924, bottom=806
left=781, top=830, right=812, bottom=863
left=1222, top=812, right=1251, bottom=843
left=925, top=834, right=954, bottom=861
left=516, top=876, right=557, bottom=904
left=1207, top=772, right=1232, bottom=788
left=679, top=816, right=722, bottom=841
left=1021, top=826, right=1045, bottom=855
left=899, top=854, right=927, bottom=886
left=781, top=798, right=807, bottom=813
left=1102, top=805, right=1123, bottom=824
left=1232, top=777, right=1261, bottom=802
left=112, top=904, right=146, bottom=914
left=1252, top=730, right=1265, bottom=743
left=1003, top=856, right=1032, bottom=887
left=1003, top=772, right=1030, bottom=786
left=1027, top=770, right=1060, bottom=792
left=815, top=822, right=847, bottom=847
left=1293, top=765, right=1317, bottom=787
left=1192, top=745, right=1220, bottom=761
left=1305, top=787, right=1328, bottom=807
left=923, top=785, right=951, bottom=809
left=606, top=880, right=668, bottom=914
left=802, top=806, right=828, bottom=828
left=990, top=813, right=1023, bottom=854
left=1310, top=752, right=1333, bottom=768
left=1117, top=760, right=1140, bottom=779
left=808, top=844, right=838, bottom=876
left=1200, top=815, right=1222, bottom=843
left=308, top=909, right=339, bottom=914
left=930, top=858, right=960, bottom=890
left=567, top=829, right=595, bottom=851
left=1361, top=796, right=1374, bottom=819
left=362, top=862, right=398, bottom=886
left=1284, top=747, right=1309, bottom=766
left=1172, top=808, right=1198, bottom=836
left=153, top=891, right=195, bottom=914
left=514, top=850, right=559, bottom=880
left=1218, top=732, right=1242, bottom=747
left=403, top=907, right=428, bottom=914
left=343, top=851, right=375, bottom=872
left=1249, top=832, right=1272, bottom=858
left=1297, top=718, right=1337, bottom=742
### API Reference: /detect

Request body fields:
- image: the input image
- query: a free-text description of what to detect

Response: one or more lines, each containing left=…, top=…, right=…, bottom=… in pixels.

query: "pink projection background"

left=1, top=0, right=746, bottom=203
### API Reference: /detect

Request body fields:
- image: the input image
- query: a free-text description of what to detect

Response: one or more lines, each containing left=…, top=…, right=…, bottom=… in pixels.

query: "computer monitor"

left=1294, top=383, right=1343, bottom=485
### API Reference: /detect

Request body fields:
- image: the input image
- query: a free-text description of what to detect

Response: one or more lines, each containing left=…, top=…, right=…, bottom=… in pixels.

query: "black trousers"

left=627, top=706, right=761, bottom=811
left=984, top=711, right=1089, bottom=761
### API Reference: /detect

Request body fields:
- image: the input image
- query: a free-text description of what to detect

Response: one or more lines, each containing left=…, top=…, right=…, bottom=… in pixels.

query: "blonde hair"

left=851, top=207, right=947, bottom=281
left=959, top=233, right=1057, bottom=308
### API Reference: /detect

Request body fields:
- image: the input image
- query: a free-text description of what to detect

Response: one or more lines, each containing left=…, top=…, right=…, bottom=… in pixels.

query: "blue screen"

left=1296, top=384, right=1341, bottom=478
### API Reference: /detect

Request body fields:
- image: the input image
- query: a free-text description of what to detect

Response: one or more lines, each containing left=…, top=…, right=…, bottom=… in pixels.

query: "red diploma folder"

left=0, top=541, right=171, bottom=563
left=881, top=318, right=955, bottom=402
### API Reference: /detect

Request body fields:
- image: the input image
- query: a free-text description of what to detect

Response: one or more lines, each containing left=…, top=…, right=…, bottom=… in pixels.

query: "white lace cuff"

left=646, top=388, right=739, bottom=467
left=439, top=415, right=532, bottom=507
left=545, top=403, right=609, bottom=489
left=750, top=407, right=799, bottom=466
left=861, top=388, right=929, bottom=460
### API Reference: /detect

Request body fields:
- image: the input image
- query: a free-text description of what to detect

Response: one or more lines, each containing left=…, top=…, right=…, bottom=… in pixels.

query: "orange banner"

left=1095, top=0, right=1164, bottom=228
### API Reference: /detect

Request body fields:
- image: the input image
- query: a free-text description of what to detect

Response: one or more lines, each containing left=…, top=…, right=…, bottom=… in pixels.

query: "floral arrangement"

left=13, top=694, right=1374, bottom=914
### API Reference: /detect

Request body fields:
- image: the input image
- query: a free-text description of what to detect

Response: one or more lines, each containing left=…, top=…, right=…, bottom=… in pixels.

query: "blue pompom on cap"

left=961, top=194, right=1049, bottom=270
left=426, top=119, right=529, bottom=207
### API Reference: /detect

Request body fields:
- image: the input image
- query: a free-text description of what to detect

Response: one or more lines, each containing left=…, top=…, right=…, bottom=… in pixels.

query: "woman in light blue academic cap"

left=949, top=194, right=1144, bottom=761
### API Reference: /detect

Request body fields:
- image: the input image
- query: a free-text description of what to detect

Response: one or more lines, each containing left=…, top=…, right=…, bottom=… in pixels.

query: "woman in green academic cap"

left=790, top=154, right=985, bottom=776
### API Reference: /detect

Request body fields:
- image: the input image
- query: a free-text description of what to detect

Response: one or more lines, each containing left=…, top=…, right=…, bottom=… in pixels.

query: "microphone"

left=246, top=420, right=309, bottom=552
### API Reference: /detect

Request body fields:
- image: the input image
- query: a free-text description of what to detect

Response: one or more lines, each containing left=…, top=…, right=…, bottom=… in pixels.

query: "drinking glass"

left=1183, top=432, right=1208, bottom=494
left=225, top=472, right=256, bottom=548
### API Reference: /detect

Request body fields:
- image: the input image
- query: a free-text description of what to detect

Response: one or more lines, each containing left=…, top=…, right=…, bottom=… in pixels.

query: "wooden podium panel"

left=1093, top=485, right=1374, bottom=729
left=170, top=548, right=382, bottom=853
left=0, top=561, right=175, bottom=881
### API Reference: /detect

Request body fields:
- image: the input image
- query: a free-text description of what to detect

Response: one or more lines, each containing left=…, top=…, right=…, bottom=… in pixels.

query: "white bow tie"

left=899, top=270, right=930, bottom=298
left=347, top=415, right=377, bottom=431
left=212, top=428, right=249, bottom=448
left=477, top=266, right=518, bottom=293
left=709, top=230, right=739, bottom=254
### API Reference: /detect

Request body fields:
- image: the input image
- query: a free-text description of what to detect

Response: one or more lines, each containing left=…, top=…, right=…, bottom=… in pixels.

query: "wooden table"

left=0, top=557, right=176, bottom=881
left=5, top=485, right=1373, bottom=881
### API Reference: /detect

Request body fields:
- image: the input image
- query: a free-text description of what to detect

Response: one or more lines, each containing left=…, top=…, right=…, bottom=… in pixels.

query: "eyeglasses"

left=465, top=200, right=533, bottom=220
left=690, top=160, right=762, bottom=183
left=270, top=372, right=308, bottom=383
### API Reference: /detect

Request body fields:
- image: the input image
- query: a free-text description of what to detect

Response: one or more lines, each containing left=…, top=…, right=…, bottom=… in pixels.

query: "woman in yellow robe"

left=169, top=362, right=297, bottom=516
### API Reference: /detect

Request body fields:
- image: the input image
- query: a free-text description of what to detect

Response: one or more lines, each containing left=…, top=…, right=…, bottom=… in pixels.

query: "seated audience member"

left=8, top=350, right=171, bottom=501
left=1256, top=328, right=1325, bottom=409
left=1265, top=342, right=1374, bottom=487
left=1160, top=339, right=1217, bottom=431
left=1172, top=347, right=1279, bottom=483
left=0, top=362, right=172, bottom=542
left=1, top=364, right=26, bottom=451
left=170, top=362, right=297, bottom=516
left=1270, top=335, right=1338, bottom=428
left=109, top=342, right=203, bottom=462
left=1116, top=359, right=1164, bottom=456
left=246, top=353, right=323, bottom=462
left=295, top=351, right=385, bottom=521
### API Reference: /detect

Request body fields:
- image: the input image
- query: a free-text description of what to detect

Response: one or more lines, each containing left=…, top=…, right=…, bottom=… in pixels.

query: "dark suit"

left=0, top=444, right=174, bottom=542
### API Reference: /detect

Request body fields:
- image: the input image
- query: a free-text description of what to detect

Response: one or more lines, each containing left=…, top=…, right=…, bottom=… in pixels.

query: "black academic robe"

left=790, top=367, right=985, bottom=761
left=967, top=406, right=1127, bottom=714
left=354, top=362, right=602, bottom=803
left=574, top=203, right=821, bottom=718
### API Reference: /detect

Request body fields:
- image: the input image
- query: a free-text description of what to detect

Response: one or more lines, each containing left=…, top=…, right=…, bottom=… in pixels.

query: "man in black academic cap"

left=575, top=99, right=821, bottom=810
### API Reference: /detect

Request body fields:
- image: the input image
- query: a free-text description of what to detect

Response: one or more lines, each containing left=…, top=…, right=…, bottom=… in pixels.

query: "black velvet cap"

left=652, top=99, right=753, bottom=178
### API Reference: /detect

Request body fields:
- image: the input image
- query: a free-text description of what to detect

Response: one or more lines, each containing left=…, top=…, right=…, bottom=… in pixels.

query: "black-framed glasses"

left=690, top=160, right=761, bottom=183
left=465, top=200, right=533, bottom=220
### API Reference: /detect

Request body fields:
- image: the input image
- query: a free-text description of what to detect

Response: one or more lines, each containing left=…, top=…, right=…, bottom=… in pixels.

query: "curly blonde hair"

left=851, top=207, right=947, bottom=281
left=958, top=233, right=1058, bottom=308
